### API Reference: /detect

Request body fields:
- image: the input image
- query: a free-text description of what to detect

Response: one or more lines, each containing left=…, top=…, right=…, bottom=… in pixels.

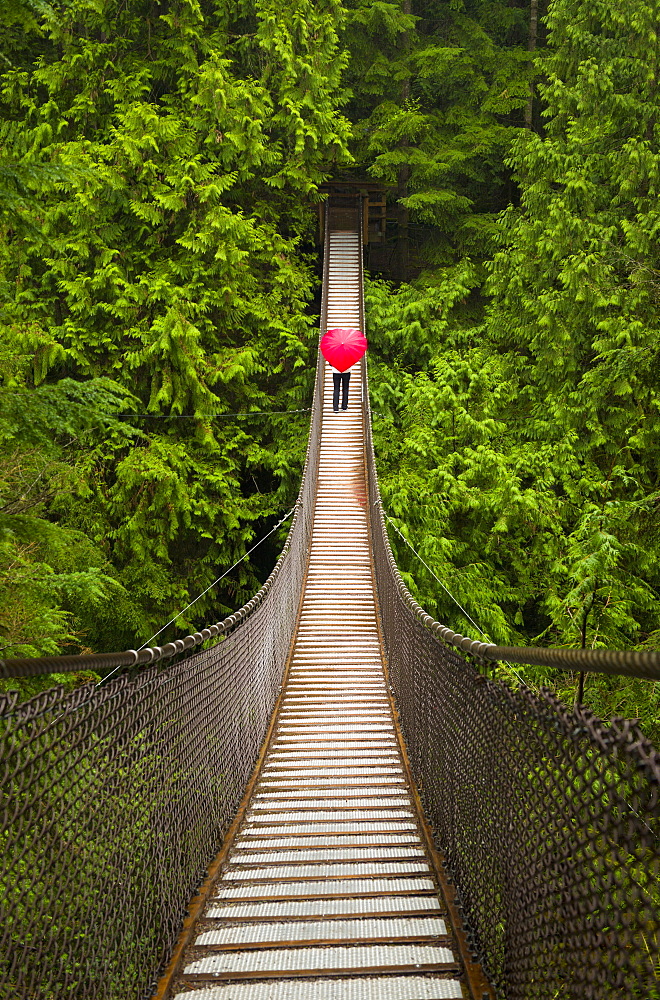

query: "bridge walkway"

left=168, top=227, right=467, bottom=1000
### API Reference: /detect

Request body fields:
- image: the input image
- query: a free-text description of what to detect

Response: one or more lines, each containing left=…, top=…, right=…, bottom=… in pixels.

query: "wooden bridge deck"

left=169, top=229, right=466, bottom=999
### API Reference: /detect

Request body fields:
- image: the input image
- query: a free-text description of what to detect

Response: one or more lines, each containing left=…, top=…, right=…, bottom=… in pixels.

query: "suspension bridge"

left=1, top=199, right=659, bottom=1000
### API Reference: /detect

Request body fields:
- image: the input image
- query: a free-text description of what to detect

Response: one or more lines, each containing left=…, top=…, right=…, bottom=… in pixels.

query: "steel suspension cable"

left=136, top=504, right=298, bottom=654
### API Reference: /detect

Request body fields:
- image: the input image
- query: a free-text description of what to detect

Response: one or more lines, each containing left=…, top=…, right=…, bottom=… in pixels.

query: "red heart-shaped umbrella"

left=320, top=328, right=368, bottom=372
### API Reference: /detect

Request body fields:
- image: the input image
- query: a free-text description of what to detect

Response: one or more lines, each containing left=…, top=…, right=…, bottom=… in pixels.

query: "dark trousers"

left=333, top=372, right=350, bottom=410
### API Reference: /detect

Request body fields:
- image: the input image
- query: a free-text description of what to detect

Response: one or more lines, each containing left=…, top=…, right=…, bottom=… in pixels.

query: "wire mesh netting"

left=0, top=355, right=322, bottom=1000
left=363, top=371, right=660, bottom=1000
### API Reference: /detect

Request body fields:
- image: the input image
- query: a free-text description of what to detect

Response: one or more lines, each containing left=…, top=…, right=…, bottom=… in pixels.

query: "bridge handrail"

left=355, top=183, right=658, bottom=683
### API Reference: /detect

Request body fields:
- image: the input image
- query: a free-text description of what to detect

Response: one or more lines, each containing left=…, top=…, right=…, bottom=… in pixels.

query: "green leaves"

left=0, top=0, right=347, bottom=661
left=364, top=0, right=660, bottom=733
left=343, top=0, right=531, bottom=269
left=0, top=378, right=135, bottom=659
left=486, top=1, right=660, bottom=650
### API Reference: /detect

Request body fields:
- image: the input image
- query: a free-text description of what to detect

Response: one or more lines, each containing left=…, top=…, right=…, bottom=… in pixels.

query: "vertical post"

left=318, top=202, right=325, bottom=245
left=575, top=598, right=592, bottom=707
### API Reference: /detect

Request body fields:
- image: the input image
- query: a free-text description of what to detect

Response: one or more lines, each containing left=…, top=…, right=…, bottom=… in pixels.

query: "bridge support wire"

left=1, top=196, right=659, bottom=1000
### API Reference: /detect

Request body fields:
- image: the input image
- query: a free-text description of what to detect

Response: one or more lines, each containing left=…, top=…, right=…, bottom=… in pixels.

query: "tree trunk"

left=524, top=0, right=539, bottom=130
left=396, top=166, right=410, bottom=283
left=396, top=0, right=412, bottom=282
left=576, top=588, right=595, bottom=706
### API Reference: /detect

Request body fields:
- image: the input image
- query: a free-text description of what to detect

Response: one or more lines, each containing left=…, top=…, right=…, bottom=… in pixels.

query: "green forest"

left=1, top=0, right=660, bottom=736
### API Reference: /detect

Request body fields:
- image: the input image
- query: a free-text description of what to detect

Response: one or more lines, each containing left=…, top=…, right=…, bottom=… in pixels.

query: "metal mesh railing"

left=0, top=344, right=323, bottom=1000
left=363, top=374, right=660, bottom=998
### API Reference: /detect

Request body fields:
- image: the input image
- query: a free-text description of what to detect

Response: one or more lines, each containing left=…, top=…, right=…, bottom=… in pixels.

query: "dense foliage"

left=2, top=0, right=659, bottom=732
left=365, top=0, right=660, bottom=734
left=0, top=0, right=349, bottom=670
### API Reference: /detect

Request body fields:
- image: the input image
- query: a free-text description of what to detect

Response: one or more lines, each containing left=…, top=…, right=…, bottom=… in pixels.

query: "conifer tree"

left=367, top=0, right=660, bottom=729
left=344, top=0, right=532, bottom=274
left=487, top=0, right=660, bottom=651
left=0, top=0, right=350, bottom=657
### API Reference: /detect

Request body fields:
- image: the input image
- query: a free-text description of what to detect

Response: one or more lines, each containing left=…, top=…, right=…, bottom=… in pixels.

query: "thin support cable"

left=137, top=505, right=299, bottom=652
left=377, top=501, right=538, bottom=684
left=93, top=505, right=298, bottom=691
left=378, top=502, right=488, bottom=639
left=2, top=392, right=313, bottom=419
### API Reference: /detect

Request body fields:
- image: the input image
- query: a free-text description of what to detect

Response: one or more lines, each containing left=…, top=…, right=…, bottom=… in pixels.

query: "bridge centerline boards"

left=165, top=216, right=471, bottom=1000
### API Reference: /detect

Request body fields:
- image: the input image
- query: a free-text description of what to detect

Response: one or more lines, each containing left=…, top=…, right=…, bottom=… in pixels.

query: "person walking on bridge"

left=320, top=326, right=368, bottom=413
left=330, top=360, right=355, bottom=412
